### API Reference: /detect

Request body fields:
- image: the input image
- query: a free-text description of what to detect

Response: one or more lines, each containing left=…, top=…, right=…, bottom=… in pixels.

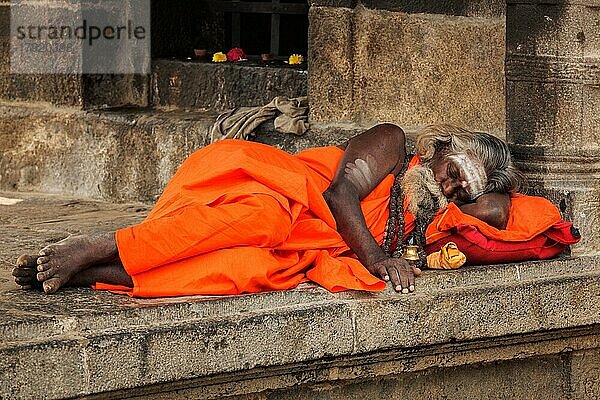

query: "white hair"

left=416, top=124, right=524, bottom=194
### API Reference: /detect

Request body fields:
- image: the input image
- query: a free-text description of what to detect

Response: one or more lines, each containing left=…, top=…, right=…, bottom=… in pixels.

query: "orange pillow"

left=424, top=194, right=581, bottom=265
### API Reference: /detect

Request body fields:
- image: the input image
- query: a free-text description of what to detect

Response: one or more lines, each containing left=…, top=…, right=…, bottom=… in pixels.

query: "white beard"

left=402, top=165, right=448, bottom=222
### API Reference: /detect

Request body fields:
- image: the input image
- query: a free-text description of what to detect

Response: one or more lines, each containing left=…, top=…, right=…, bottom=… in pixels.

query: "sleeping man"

left=12, top=124, right=578, bottom=297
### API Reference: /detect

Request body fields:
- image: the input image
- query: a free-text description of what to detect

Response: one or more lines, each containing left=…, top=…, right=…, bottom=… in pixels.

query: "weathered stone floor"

left=1, top=191, right=600, bottom=399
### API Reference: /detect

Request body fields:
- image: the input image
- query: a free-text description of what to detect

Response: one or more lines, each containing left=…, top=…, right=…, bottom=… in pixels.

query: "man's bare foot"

left=35, top=232, right=118, bottom=294
left=12, top=254, right=42, bottom=290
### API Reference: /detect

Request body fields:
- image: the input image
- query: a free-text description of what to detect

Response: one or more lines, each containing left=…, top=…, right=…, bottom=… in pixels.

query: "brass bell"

left=402, top=245, right=420, bottom=262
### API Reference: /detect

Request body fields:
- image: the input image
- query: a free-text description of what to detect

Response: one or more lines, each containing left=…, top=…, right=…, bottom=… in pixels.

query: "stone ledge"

left=2, top=256, right=599, bottom=399
left=151, top=59, right=308, bottom=112
left=0, top=102, right=215, bottom=202
left=1, top=193, right=599, bottom=399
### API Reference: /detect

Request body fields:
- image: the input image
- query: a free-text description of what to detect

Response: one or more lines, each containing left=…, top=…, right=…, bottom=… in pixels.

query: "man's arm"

left=323, top=123, right=419, bottom=293
left=458, top=192, right=511, bottom=230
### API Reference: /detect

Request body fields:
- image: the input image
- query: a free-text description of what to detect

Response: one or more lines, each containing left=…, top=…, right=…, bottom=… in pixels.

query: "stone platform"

left=1, top=191, right=599, bottom=399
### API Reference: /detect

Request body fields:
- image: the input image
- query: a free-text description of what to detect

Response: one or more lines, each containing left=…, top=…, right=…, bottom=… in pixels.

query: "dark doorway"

left=151, top=0, right=308, bottom=60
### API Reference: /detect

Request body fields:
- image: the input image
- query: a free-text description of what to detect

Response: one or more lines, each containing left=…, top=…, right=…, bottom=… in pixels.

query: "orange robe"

left=97, top=140, right=399, bottom=297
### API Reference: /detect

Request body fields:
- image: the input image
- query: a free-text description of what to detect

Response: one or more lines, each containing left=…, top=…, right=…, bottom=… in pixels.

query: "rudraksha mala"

left=380, top=155, right=435, bottom=268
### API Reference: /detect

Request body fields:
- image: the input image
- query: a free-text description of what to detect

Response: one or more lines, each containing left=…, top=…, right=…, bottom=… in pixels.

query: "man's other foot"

left=35, top=232, right=118, bottom=294
left=13, top=254, right=42, bottom=290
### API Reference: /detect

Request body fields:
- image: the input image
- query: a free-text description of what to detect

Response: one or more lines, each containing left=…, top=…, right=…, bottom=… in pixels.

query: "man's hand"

left=368, top=257, right=422, bottom=294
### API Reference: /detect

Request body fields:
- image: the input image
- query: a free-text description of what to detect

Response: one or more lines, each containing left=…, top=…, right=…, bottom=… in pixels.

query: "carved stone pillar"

left=505, top=0, right=600, bottom=255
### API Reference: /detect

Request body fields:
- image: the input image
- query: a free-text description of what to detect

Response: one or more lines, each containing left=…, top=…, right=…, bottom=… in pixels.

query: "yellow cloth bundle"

left=426, top=242, right=467, bottom=269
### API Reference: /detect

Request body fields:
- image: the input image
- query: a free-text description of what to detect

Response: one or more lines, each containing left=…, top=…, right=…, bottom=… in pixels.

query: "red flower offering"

left=227, top=47, right=247, bottom=62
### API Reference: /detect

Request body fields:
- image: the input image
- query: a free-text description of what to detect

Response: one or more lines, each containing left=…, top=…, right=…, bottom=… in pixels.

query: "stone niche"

left=0, top=0, right=309, bottom=110
left=151, top=0, right=308, bottom=59
left=308, top=0, right=507, bottom=136
left=149, top=0, right=309, bottom=112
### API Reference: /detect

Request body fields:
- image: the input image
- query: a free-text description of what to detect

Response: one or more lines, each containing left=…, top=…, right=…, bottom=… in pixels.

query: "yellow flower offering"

left=212, top=52, right=227, bottom=63
left=288, top=54, right=304, bottom=65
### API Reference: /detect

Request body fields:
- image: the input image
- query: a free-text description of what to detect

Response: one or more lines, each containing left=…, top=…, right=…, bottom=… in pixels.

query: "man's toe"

left=42, top=277, right=62, bottom=294
left=17, top=254, right=38, bottom=268
left=39, top=246, right=55, bottom=257
left=15, top=276, right=33, bottom=285
left=37, top=266, right=58, bottom=282
left=12, top=267, right=34, bottom=277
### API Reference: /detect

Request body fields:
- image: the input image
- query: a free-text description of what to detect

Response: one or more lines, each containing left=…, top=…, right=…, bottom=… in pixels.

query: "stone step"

left=0, top=103, right=215, bottom=202
left=1, top=191, right=599, bottom=400
left=0, top=102, right=372, bottom=203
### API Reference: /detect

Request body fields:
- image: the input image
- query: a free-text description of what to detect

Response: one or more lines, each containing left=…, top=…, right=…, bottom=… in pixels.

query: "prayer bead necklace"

left=380, top=155, right=433, bottom=268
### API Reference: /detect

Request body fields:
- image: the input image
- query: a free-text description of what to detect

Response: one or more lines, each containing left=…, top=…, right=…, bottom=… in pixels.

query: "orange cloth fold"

left=425, top=194, right=563, bottom=244
left=100, top=140, right=392, bottom=297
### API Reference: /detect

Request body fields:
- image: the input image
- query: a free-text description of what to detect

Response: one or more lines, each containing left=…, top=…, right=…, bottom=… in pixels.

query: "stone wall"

left=308, top=1, right=506, bottom=135
left=1, top=0, right=506, bottom=130
left=0, top=1, right=148, bottom=109
left=505, top=0, right=600, bottom=256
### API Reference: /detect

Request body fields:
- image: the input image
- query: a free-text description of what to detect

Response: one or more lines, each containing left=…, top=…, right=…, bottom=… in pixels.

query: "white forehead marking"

left=446, top=153, right=487, bottom=199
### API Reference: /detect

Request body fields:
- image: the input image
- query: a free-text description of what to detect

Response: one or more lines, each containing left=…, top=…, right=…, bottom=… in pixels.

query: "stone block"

left=151, top=60, right=307, bottom=111
left=0, top=74, right=148, bottom=109
left=84, top=332, right=145, bottom=393
left=307, top=6, right=355, bottom=122
left=0, top=104, right=213, bottom=202
left=351, top=8, right=505, bottom=134
left=0, top=3, right=82, bottom=105
left=309, top=0, right=357, bottom=8
left=262, top=355, right=566, bottom=400
left=571, top=348, right=600, bottom=399
left=359, top=0, right=505, bottom=18
left=506, top=2, right=600, bottom=58
left=0, top=3, right=148, bottom=108
left=0, top=4, right=8, bottom=89
left=351, top=273, right=600, bottom=354
left=144, top=302, right=354, bottom=383
left=82, top=74, right=149, bottom=109
left=0, top=340, right=86, bottom=400
left=0, top=74, right=85, bottom=107
left=308, top=0, right=505, bottom=17
left=0, top=4, right=9, bottom=38
left=506, top=79, right=599, bottom=152
left=0, top=37, right=9, bottom=95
